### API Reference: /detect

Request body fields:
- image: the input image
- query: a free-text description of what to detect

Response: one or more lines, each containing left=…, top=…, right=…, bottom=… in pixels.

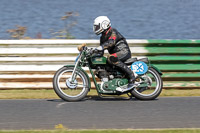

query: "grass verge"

left=1, top=129, right=200, bottom=133
left=0, top=89, right=200, bottom=99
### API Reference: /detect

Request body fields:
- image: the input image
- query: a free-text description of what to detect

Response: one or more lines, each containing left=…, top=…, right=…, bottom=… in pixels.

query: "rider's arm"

left=101, top=32, right=117, bottom=50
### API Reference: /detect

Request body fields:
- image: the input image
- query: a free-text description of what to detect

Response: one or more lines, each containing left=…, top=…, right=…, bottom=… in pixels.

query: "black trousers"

left=107, top=46, right=135, bottom=81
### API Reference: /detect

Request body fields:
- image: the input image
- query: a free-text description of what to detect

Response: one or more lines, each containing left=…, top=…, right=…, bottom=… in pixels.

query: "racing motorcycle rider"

left=93, top=16, right=136, bottom=90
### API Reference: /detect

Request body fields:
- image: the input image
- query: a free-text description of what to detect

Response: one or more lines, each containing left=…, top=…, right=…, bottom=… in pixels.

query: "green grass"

left=0, top=89, right=58, bottom=99
left=0, top=89, right=200, bottom=99
left=1, top=129, right=200, bottom=133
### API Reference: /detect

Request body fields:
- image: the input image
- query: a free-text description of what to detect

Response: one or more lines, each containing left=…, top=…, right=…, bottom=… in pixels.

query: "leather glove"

left=78, top=43, right=86, bottom=51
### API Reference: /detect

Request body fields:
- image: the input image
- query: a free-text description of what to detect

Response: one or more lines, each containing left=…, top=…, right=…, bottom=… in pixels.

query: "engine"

left=94, top=66, right=128, bottom=92
left=94, top=67, right=110, bottom=82
left=94, top=66, right=124, bottom=82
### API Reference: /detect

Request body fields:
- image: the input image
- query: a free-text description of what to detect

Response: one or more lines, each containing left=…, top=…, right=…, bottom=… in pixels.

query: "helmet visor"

left=93, top=23, right=100, bottom=32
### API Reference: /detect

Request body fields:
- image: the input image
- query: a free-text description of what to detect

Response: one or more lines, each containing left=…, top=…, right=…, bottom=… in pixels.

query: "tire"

left=131, top=67, right=163, bottom=100
left=53, top=67, right=89, bottom=102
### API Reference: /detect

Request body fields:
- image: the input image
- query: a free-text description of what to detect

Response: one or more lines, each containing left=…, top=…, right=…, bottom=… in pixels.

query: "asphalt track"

left=0, top=97, right=200, bottom=130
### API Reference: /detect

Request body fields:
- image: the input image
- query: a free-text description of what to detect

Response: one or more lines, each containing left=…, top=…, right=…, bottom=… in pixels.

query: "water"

left=0, top=0, right=200, bottom=39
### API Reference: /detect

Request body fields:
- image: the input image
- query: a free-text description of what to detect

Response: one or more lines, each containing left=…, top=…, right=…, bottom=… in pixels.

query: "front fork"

left=70, top=53, right=82, bottom=83
left=70, top=65, right=78, bottom=83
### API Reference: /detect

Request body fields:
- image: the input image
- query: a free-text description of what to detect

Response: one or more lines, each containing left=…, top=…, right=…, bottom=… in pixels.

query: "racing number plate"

left=131, top=61, right=148, bottom=75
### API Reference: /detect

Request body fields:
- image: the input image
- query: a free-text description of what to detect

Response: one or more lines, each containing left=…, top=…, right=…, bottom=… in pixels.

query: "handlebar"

left=78, top=45, right=103, bottom=57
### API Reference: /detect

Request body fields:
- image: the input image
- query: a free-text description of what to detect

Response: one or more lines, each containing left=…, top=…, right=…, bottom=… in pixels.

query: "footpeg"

left=116, top=83, right=140, bottom=92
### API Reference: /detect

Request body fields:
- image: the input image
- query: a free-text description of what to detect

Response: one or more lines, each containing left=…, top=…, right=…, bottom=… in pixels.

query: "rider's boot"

left=115, top=61, right=136, bottom=91
left=127, top=72, right=136, bottom=89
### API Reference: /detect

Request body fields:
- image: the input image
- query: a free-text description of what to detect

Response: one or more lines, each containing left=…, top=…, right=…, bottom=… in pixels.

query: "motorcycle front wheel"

left=53, top=67, right=89, bottom=102
left=131, top=67, right=163, bottom=100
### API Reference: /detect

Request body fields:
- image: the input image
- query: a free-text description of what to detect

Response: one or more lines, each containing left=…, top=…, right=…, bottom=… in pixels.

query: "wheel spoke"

left=57, top=69, right=87, bottom=97
left=76, top=84, right=86, bottom=88
left=132, top=68, right=162, bottom=98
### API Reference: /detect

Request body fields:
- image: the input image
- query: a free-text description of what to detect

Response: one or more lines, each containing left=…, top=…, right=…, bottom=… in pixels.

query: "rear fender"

left=148, top=64, right=163, bottom=76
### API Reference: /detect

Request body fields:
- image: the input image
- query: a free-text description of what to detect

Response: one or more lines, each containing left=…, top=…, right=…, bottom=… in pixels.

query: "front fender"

left=64, top=65, right=91, bottom=89
left=148, top=64, right=163, bottom=76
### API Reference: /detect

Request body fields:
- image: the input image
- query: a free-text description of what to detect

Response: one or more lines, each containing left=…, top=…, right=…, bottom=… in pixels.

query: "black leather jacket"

left=100, top=27, right=131, bottom=60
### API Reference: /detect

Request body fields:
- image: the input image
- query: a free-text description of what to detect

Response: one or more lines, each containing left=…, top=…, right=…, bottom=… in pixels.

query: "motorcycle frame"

left=64, top=49, right=105, bottom=94
left=64, top=48, right=163, bottom=95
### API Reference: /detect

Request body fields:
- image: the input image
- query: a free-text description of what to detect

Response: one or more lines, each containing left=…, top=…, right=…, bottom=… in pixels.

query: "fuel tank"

left=91, top=56, right=107, bottom=65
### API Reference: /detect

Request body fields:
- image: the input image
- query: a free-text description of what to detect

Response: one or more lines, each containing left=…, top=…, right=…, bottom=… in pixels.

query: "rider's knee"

left=107, top=54, right=118, bottom=65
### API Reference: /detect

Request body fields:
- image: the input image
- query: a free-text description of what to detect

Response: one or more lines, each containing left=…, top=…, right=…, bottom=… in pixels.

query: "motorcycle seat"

left=138, top=57, right=149, bottom=63
left=124, top=58, right=137, bottom=65
left=124, top=57, right=149, bottom=65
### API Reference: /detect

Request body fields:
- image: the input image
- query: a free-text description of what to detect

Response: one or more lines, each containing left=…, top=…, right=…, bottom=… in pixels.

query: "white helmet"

left=93, top=16, right=111, bottom=35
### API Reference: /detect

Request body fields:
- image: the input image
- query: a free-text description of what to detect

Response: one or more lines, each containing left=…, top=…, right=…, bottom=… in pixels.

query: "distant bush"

left=6, top=11, right=79, bottom=39
left=7, top=25, right=27, bottom=39
left=50, top=11, right=79, bottom=39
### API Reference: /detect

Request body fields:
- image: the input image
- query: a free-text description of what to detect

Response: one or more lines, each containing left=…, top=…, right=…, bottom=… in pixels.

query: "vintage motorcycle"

left=53, top=44, right=163, bottom=102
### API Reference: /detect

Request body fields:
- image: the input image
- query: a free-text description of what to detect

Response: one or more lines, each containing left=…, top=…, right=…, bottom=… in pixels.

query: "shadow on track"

left=47, top=95, right=158, bottom=102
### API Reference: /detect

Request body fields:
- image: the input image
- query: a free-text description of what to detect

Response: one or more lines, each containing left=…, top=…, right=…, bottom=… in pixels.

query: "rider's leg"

left=107, top=54, right=135, bottom=84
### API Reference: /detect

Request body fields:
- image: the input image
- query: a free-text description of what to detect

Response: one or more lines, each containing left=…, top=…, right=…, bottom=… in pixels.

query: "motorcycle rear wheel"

left=53, top=67, right=89, bottom=102
left=131, top=67, right=163, bottom=100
